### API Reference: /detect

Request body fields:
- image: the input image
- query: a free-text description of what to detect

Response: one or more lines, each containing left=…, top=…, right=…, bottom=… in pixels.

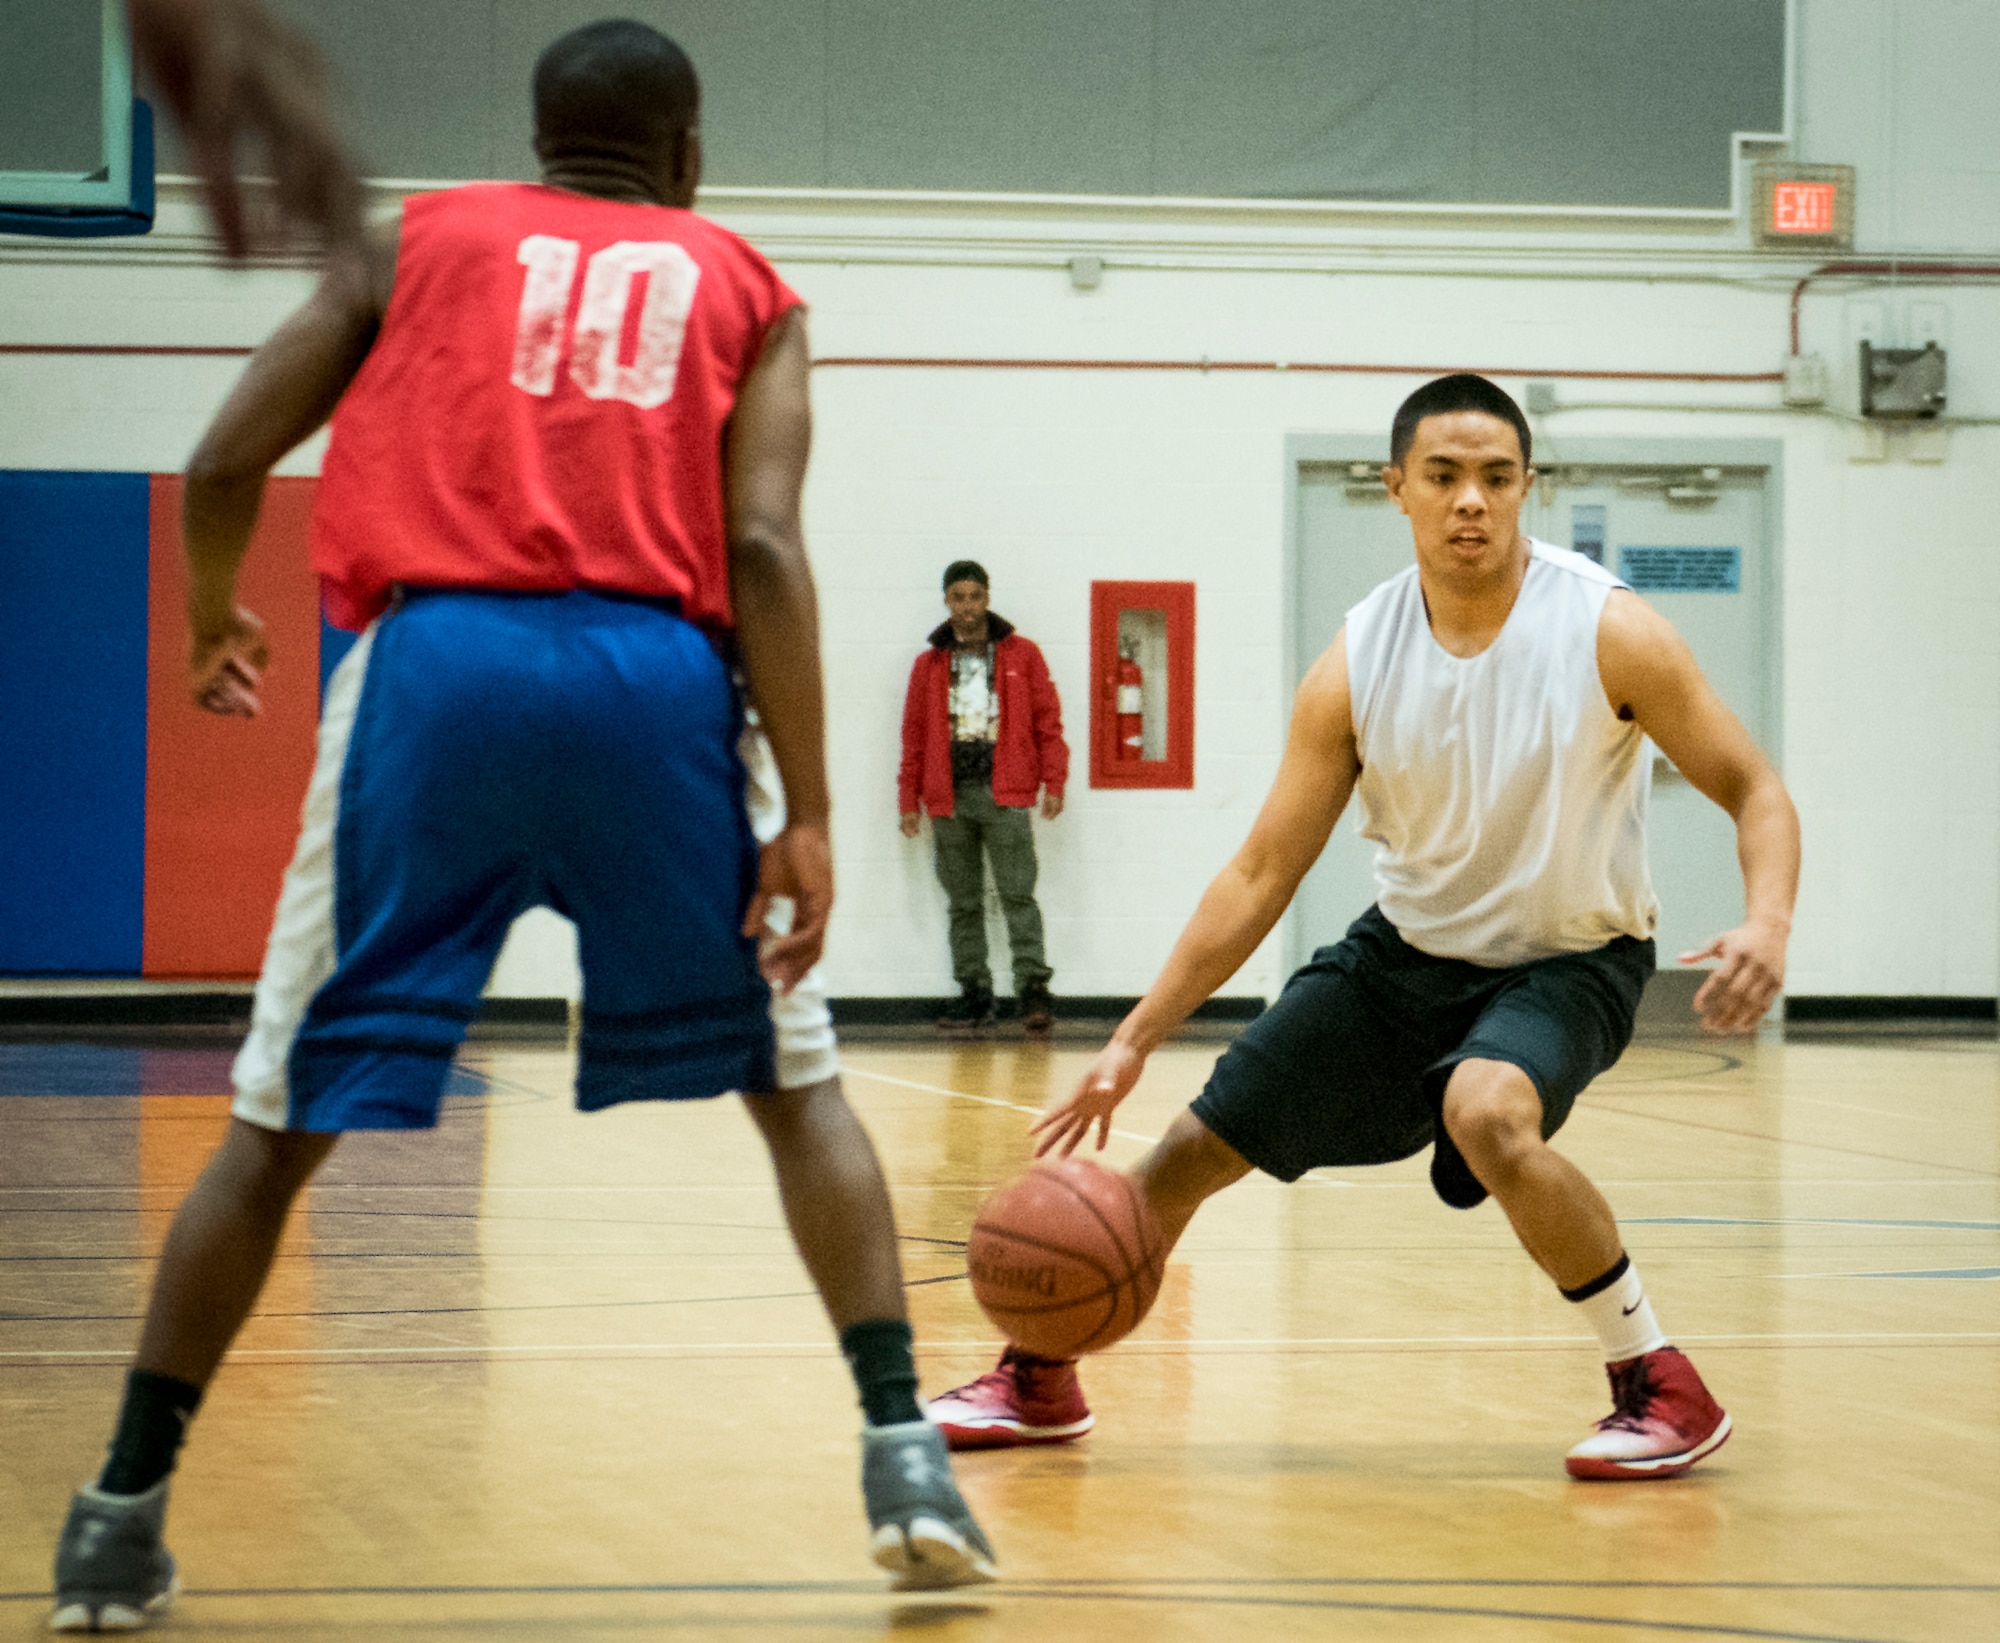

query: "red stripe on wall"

left=144, top=475, right=323, bottom=978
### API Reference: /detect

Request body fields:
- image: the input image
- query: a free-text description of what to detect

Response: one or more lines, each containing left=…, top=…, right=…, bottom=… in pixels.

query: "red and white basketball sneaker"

left=1566, top=1346, right=1731, bottom=1480
left=927, top=1348, right=1094, bottom=1450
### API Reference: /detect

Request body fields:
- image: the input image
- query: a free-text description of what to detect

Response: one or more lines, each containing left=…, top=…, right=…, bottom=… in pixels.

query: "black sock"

left=98, top=1369, right=203, bottom=1495
left=840, top=1318, right=924, bottom=1427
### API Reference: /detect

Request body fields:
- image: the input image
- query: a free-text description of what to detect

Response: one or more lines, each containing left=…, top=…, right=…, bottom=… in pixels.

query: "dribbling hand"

left=1681, top=917, right=1787, bottom=1035
left=1031, top=1039, right=1145, bottom=1157
left=747, top=820, right=833, bottom=994
left=189, top=606, right=269, bottom=717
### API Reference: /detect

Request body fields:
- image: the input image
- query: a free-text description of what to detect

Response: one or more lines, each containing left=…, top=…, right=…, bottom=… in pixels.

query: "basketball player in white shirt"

left=929, top=373, right=1798, bottom=1478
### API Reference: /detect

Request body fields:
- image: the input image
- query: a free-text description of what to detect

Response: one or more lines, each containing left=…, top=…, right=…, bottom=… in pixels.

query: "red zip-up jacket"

left=899, top=614, right=1069, bottom=818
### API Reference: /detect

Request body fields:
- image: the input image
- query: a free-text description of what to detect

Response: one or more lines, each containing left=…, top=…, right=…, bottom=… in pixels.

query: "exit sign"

left=1772, top=181, right=1836, bottom=234
left=1752, top=163, right=1854, bottom=250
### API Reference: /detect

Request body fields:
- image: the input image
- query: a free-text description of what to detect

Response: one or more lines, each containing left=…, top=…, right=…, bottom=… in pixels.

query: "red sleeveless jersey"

left=311, top=183, right=801, bottom=632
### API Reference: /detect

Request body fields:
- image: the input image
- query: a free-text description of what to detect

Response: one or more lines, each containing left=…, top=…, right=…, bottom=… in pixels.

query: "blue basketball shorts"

left=232, top=588, right=776, bottom=1132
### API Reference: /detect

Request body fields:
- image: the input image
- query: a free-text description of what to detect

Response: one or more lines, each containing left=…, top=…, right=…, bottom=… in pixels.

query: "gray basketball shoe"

left=50, top=1480, right=179, bottom=1633
left=860, top=1421, right=999, bottom=1590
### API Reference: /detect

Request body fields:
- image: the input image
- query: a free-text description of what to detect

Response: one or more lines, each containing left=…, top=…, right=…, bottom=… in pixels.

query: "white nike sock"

left=1563, top=1254, right=1669, bottom=1364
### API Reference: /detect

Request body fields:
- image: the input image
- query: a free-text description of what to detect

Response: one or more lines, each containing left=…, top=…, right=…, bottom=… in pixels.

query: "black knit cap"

left=942, top=559, right=989, bottom=590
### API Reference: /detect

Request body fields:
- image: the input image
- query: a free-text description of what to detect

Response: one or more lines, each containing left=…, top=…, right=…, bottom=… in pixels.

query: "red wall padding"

left=143, top=475, right=323, bottom=977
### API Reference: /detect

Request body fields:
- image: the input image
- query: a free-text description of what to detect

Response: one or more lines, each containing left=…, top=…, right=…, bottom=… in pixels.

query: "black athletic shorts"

left=1190, top=906, right=1654, bottom=1207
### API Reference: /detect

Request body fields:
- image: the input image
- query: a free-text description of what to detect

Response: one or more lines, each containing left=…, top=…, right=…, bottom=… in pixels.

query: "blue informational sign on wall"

left=1571, top=504, right=1606, bottom=564
left=1620, top=546, right=1741, bottom=593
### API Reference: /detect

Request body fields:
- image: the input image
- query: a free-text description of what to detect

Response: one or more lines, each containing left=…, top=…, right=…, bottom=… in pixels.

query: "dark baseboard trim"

left=829, top=995, right=1264, bottom=1026
left=0, top=992, right=253, bottom=1029
left=0, top=992, right=569, bottom=1033
left=472, top=998, right=570, bottom=1027
left=1784, top=995, right=1997, bottom=1023
left=0, top=991, right=1266, bottom=1034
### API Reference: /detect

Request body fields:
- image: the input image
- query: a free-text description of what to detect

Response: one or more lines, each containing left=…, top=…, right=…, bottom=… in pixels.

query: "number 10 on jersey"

left=511, top=235, right=702, bottom=409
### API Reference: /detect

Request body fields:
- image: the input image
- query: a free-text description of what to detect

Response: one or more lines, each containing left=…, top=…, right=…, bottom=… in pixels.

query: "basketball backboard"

left=0, top=0, right=153, bottom=237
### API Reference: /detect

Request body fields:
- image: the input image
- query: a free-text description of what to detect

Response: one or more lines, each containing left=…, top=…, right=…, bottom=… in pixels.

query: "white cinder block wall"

left=3, top=0, right=1997, bottom=1002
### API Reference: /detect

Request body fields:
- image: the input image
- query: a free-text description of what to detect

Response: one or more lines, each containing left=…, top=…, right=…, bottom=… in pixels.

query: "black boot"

left=938, top=980, right=995, bottom=1031
left=1018, top=980, right=1054, bottom=1033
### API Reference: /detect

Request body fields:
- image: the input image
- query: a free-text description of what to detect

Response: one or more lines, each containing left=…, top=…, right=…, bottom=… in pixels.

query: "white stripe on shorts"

left=741, top=716, right=840, bottom=1091
left=231, top=625, right=378, bottom=1130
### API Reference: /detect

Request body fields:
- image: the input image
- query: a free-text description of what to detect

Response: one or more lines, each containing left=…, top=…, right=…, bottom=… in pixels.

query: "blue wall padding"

left=319, top=614, right=359, bottom=705
left=0, top=472, right=151, bottom=973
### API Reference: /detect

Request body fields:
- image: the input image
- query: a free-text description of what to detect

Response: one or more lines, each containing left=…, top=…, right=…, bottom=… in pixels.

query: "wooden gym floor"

left=1, top=1022, right=1995, bottom=1641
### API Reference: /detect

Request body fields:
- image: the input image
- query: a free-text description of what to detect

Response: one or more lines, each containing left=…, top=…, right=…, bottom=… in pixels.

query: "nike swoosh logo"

left=1621, top=1301, right=1642, bottom=1316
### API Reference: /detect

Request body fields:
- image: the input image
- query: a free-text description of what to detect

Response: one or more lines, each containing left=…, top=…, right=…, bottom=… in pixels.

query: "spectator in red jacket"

left=900, top=562, right=1068, bottom=1030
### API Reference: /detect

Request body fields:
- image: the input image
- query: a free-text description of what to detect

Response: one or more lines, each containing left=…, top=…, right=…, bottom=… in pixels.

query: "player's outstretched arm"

left=1033, top=632, right=1361, bottom=1156
left=182, top=223, right=394, bottom=715
left=724, top=307, right=830, bottom=991
left=1598, top=589, right=1800, bottom=1034
left=127, top=0, right=363, bottom=259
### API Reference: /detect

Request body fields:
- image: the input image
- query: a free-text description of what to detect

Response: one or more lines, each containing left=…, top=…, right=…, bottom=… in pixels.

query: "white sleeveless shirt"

left=1344, top=539, right=1657, bottom=965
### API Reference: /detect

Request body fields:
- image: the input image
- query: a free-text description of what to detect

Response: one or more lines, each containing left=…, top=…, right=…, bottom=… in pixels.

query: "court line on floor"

left=5, top=1176, right=1991, bottom=1193
left=8, top=1235, right=1978, bottom=1271
left=0, top=1579, right=1937, bottom=1642
left=1582, top=1105, right=2000, bottom=1181
left=0, top=1204, right=969, bottom=1236
left=953, top=1586, right=1969, bottom=1643
left=840, top=1063, right=1344, bottom=1189
left=8, top=1328, right=1997, bottom=1364
left=4, top=1575, right=1988, bottom=1594
left=1785, top=1267, right=2000, bottom=1280
left=0, top=1271, right=967, bottom=1327
left=1628, top=1216, right=2000, bottom=1232
left=1006, top=1577, right=1997, bottom=1593
left=841, top=1059, right=1999, bottom=1188
left=840, top=1062, right=1162, bottom=1147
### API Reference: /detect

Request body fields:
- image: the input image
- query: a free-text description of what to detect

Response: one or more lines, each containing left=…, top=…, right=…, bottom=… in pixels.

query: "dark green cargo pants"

left=931, top=782, right=1051, bottom=991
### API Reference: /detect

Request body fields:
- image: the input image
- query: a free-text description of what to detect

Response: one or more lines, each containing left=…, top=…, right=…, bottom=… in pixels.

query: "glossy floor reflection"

left=2, top=1028, right=1996, bottom=1640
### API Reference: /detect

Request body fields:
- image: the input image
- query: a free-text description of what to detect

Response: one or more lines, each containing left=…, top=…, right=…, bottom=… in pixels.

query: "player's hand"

left=1680, top=917, right=1787, bottom=1035
left=127, top=0, right=363, bottom=259
left=899, top=811, right=922, bottom=839
left=1032, top=1038, right=1146, bottom=1157
left=1040, top=792, right=1064, bottom=820
left=188, top=605, right=269, bottom=716
left=748, top=820, right=832, bottom=993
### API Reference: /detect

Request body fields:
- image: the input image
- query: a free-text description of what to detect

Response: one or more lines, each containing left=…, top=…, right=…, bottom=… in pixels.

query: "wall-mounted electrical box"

left=1860, top=342, right=1947, bottom=419
left=1089, top=580, right=1194, bottom=789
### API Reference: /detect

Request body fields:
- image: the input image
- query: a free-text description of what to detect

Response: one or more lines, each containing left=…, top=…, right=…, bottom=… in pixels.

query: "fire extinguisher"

left=1115, top=643, right=1144, bottom=761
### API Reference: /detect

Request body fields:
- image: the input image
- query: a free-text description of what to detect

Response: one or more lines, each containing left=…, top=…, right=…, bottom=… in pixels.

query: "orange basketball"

left=966, top=1157, right=1166, bottom=1359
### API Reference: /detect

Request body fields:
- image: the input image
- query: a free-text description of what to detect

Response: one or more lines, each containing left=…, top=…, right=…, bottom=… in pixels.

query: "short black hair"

left=942, top=560, right=989, bottom=591
left=533, top=20, right=699, bottom=163
left=1389, top=373, right=1532, bottom=469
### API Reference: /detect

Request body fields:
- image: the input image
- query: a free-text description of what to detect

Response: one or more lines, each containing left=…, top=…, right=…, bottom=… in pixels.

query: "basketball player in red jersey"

left=52, top=24, right=993, bottom=1630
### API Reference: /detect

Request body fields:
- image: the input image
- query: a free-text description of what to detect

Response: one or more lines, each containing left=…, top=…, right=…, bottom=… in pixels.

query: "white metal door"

left=1526, top=467, right=1772, bottom=966
left=1289, top=463, right=1419, bottom=965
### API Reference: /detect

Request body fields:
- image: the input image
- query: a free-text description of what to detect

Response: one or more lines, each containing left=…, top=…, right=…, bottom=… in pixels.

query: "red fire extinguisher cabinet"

left=1089, top=580, right=1195, bottom=790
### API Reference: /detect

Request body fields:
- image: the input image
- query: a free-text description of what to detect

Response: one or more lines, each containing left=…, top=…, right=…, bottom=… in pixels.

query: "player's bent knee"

left=1440, top=1062, right=1543, bottom=1172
